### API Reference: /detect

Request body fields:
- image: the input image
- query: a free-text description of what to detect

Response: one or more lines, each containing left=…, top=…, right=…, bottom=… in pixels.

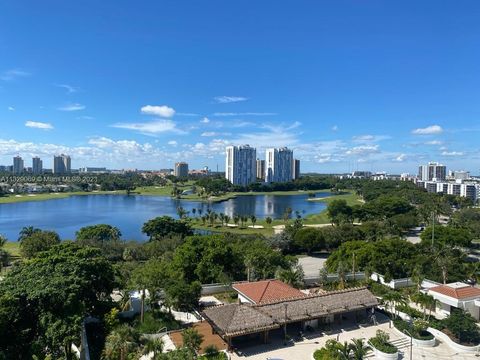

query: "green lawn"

left=304, top=191, right=362, bottom=224
left=0, top=190, right=123, bottom=204
left=188, top=190, right=362, bottom=234
left=3, top=242, right=21, bottom=258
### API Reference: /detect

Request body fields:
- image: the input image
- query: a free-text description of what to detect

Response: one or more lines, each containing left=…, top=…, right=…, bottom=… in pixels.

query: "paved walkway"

left=297, top=256, right=327, bottom=277
left=229, top=318, right=479, bottom=360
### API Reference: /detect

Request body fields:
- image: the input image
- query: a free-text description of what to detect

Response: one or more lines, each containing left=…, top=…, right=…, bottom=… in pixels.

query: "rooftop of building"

left=429, top=282, right=480, bottom=300
left=232, top=279, right=306, bottom=304
left=203, top=287, right=378, bottom=337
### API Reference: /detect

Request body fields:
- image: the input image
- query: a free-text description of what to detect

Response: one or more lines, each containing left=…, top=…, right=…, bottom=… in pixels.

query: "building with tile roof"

left=202, top=286, right=378, bottom=349
left=232, top=279, right=306, bottom=304
left=426, top=281, right=480, bottom=320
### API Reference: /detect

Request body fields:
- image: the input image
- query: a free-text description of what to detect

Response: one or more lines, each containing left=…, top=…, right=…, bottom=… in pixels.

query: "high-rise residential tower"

left=265, top=147, right=294, bottom=183
left=53, top=154, right=71, bottom=174
left=256, top=159, right=266, bottom=180
left=32, top=157, right=43, bottom=175
left=174, top=162, right=189, bottom=178
left=13, top=156, right=24, bottom=175
left=225, top=145, right=256, bottom=186
left=418, top=162, right=446, bottom=181
left=293, top=159, right=301, bottom=180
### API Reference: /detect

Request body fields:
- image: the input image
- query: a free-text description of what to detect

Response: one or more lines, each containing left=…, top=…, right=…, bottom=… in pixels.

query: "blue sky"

left=1, top=1, right=479, bottom=174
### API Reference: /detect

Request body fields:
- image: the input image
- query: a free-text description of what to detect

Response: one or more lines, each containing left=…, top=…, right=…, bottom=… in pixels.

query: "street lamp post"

left=404, top=329, right=413, bottom=360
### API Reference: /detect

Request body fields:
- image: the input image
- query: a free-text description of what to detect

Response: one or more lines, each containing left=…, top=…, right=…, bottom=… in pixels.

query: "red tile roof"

left=430, top=285, right=480, bottom=300
left=233, top=280, right=306, bottom=304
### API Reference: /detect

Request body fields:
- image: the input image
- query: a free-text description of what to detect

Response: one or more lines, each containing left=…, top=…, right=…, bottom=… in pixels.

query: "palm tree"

left=425, top=294, right=438, bottom=320
left=176, top=206, right=188, bottom=219
left=411, top=264, right=425, bottom=292
left=233, top=214, right=240, bottom=227
left=181, top=328, right=204, bottom=354
left=18, top=226, right=40, bottom=242
left=0, top=234, right=6, bottom=248
left=219, top=213, right=226, bottom=227
left=283, top=207, right=293, bottom=224
left=244, top=254, right=254, bottom=282
left=411, top=292, right=437, bottom=320
left=102, top=325, right=139, bottom=360
left=336, top=341, right=351, bottom=359
left=241, top=215, right=248, bottom=228
left=265, top=216, right=273, bottom=225
left=250, top=215, right=257, bottom=227
left=276, top=264, right=304, bottom=289
left=142, top=338, right=164, bottom=357
left=198, top=208, right=203, bottom=217
left=118, top=290, right=132, bottom=312
left=349, top=338, right=370, bottom=360
left=209, top=212, right=216, bottom=227
left=337, top=261, right=348, bottom=290
left=383, top=291, right=406, bottom=319
left=191, top=208, right=196, bottom=217
left=201, top=216, right=207, bottom=226
left=224, top=215, right=231, bottom=226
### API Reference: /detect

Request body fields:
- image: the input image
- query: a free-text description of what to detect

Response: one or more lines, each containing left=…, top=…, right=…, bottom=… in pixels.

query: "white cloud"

left=212, top=112, right=276, bottom=116
left=25, top=121, right=54, bottom=130
left=412, top=125, right=443, bottom=135
left=8, top=106, right=15, bottom=111
left=201, top=132, right=219, bottom=137
left=346, top=144, right=380, bottom=156
left=55, top=84, right=78, bottom=94
left=112, top=119, right=184, bottom=135
left=57, top=103, right=86, bottom=111
left=441, top=151, right=464, bottom=156
left=140, top=105, right=175, bottom=118
left=77, top=115, right=95, bottom=120
left=394, top=154, right=407, bottom=162
left=213, top=96, right=248, bottom=104
left=353, top=135, right=375, bottom=141
left=425, top=140, right=443, bottom=145
left=168, top=140, right=178, bottom=147
left=201, top=117, right=210, bottom=123
left=352, top=134, right=391, bottom=143
left=0, top=69, right=30, bottom=81
left=332, top=125, right=338, bottom=131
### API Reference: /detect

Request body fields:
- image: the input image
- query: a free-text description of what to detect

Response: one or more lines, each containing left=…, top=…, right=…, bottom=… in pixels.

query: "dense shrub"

left=442, top=309, right=480, bottom=345
left=369, top=330, right=398, bottom=354
left=393, top=319, right=434, bottom=341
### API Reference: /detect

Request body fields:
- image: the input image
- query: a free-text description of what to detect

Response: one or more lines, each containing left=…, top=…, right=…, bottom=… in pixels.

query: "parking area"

left=297, top=255, right=327, bottom=277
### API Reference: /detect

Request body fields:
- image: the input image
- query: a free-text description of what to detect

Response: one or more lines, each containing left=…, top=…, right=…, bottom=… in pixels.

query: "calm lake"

left=0, top=192, right=329, bottom=241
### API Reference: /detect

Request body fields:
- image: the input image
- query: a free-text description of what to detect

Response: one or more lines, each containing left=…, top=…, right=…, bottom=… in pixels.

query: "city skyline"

left=1, top=1, right=480, bottom=173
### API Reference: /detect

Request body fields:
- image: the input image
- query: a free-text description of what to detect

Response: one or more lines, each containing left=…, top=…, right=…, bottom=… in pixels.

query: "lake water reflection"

left=0, top=192, right=329, bottom=241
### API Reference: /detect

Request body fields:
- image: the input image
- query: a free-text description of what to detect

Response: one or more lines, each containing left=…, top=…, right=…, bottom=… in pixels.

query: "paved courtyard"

left=297, top=255, right=327, bottom=277
left=229, top=314, right=479, bottom=360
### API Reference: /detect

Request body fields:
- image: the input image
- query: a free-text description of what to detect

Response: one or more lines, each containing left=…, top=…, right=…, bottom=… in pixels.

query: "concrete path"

left=297, top=256, right=327, bottom=277
left=230, top=320, right=479, bottom=360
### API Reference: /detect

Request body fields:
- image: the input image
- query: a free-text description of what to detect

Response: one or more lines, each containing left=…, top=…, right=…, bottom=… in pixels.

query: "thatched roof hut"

left=202, top=287, right=378, bottom=338
left=203, top=303, right=280, bottom=337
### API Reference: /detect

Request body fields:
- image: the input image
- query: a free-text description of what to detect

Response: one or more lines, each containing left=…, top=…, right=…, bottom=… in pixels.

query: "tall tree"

left=0, top=243, right=115, bottom=359
left=76, top=224, right=122, bottom=244
left=142, top=216, right=193, bottom=241
left=20, top=230, right=61, bottom=259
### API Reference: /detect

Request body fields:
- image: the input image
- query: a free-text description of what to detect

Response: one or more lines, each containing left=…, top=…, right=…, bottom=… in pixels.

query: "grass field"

left=0, top=190, right=122, bottom=204
left=304, top=191, right=362, bottom=224
left=3, top=242, right=20, bottom=257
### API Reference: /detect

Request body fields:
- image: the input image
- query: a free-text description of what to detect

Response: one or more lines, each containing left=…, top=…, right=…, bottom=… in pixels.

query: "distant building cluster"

left=225, top=145, right=300, bottom=186
left=416, top=161, right=480, bottom=203
left=174, top=162, right=189, bottom=178
left=1, top=154, right=72, bottom=175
